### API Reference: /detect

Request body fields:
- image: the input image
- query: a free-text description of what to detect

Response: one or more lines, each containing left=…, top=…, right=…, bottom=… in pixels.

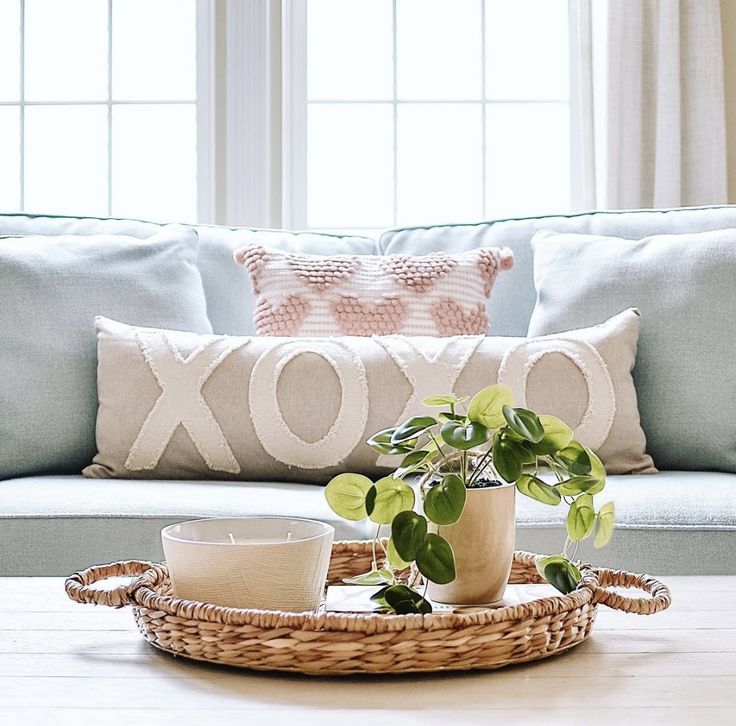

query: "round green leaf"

left=424, top=473, right=467, bottom=525
left=502, top=405, right=544, bottom=443
left=566, top=493, right=596, bottom=541
left=515, top=439, right=537, bottom=465
left=440, top=420, right=489, bottom=450
left=533, top=415, right=574, bottom=455
left=391, top=510, right=428, bottom=562
left=391, top=416, right=437, bottom=444
left=594, top=501, right=615, bottom=549
left=467, top=384, right=514, bottom=429
left=536, top=555, right=582, bottom=595
left=421, top=395, right=459, bottom=407
left=586, top=446, right=607, bottom=485
left=386, top=537, right=411, bottom=569
left=368, top=477, right=416, bottom=524
left=394, top=449, right=434, bottom=479
left=366, top=428, right=416, bottom=456
left=554, top=440, right=592, bottom=476
left=492, top=434, right=523, bottom=483
left=415, top=533, right=456, bottom=584
left=343, top=568, right=394, bottom=586
left=324, top=473, right=374, bottom=521
left=380, top=584, right=432, bottom=614
left=438, top=411, right=466, bottom=423
left=516, top=474, right=561, bottom=506
left=555, top=475, right=604, bottom=497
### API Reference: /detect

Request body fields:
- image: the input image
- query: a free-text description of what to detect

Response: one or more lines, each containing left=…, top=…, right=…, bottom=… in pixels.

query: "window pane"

left=485, top=103, right=569, bottom=217
left=0, top=107, right=20, bottom=209
left=486, top=0, right=569, bottom=100
left=24, top=0, right=107, bottom=101
left=24, top=105, right=107, bottom=215
left=308, top=0, right=393, bottom=100
left=307, top=104, right=393, bottom=227
left=397, top=104, right=483, bottom=226
left=112, top=0, right=196, bottom=101
left=0, top=0, right=20, bottom=101
left=111, top=104, right=196, bottom=222
left=397, top=0, right=481, bottom=100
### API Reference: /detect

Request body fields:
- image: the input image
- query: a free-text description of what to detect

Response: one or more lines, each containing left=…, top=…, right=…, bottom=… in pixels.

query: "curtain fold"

left=571, top=0, right=727, bottom=210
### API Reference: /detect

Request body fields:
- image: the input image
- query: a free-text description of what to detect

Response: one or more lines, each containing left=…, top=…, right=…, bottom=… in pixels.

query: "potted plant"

left=324, top=384, right=615, bottom=614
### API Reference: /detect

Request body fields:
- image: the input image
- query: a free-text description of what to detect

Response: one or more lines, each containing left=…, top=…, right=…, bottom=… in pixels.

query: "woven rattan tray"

left=65, top=541, right=671, bottom=675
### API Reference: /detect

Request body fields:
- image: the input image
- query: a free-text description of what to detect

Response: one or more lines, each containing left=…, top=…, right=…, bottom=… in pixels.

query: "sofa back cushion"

left=528, top=228, right=736, bottom=473
left=0, top=214, right=377, bottom=335
left=0, top=226, right=211, bottom=480
left=380, top=206, right=736, bottom=336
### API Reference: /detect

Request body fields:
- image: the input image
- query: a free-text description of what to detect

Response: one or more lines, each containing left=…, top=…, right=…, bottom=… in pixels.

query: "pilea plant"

left=325, top=384, right=615, bottom=614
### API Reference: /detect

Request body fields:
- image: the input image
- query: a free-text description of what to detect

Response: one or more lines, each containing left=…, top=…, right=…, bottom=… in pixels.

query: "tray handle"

left=65, top=560, right=153, bottom=608
left=591, top=567, right=671, bottom=614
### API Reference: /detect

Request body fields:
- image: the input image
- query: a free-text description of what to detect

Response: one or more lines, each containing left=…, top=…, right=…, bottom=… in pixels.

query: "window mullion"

left=107, top=0, right=112, bottom=216
left=196, top=0, right=217, bottom=224
left=480, top=0, right=487, bottom=219
left=391, top=0, right=398, bottom=228
left=19, top=0, right=25, bottom=211
left=282, top=0, right=307, bottom=229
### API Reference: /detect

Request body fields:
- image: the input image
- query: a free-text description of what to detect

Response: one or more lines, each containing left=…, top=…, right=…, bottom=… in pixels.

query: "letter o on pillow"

left=249, top=341, right=369, bottom=468
left=497, top=337, right=616, bottom=450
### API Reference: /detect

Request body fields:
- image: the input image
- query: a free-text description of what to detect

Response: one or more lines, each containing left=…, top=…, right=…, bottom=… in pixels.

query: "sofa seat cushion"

left=0, top=476, right=374, bottom=576
left=1, top=472, right=734, bottom=576
left=516, top=471, right=736, bottom=575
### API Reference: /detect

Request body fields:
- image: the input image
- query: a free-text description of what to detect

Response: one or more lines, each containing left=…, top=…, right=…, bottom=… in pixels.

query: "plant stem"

left=371, top=523, right=381, bottom=569
left=428, top=430, right=444, bottom=456
left=545, top=456, right=565, bottom=483
left=562, top=537, right=572, bottom=556
left=468, top=446, right=494, bottom=486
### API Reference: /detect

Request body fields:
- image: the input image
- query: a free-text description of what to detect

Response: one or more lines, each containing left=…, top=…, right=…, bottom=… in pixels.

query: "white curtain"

left=570, top=0, right=728, bottom=210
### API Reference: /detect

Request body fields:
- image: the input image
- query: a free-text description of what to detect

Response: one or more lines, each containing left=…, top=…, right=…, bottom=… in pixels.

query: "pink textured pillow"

left=233, top=244, right=514, bottom=336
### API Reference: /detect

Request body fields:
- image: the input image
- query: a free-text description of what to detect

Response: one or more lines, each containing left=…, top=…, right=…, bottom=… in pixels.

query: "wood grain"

left=1, top=575, right=734, bottom=724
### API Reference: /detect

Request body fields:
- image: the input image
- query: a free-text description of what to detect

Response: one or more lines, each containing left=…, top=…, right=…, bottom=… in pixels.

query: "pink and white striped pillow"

left=233, top=244, right=513, bottom=337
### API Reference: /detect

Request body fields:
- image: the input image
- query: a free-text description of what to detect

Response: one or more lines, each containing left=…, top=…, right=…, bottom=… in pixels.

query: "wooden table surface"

left=1, top=576, right=735, bottom=725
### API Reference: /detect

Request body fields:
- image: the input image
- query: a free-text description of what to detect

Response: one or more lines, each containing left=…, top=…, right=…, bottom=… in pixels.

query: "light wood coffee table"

left=1, top=576, right=734, bottom=725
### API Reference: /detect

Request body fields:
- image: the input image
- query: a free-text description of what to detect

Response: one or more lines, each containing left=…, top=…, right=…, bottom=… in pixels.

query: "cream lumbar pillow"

left=232, top=244, right=514, bottom=336
left=84, top=308, right=655, bottom=482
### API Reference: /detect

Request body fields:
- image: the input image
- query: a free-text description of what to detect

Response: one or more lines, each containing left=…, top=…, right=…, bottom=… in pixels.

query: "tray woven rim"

left=65, top=540, right=671, bottom=675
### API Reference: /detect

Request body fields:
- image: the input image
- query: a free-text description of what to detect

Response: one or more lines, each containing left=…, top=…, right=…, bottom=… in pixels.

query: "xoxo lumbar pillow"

left=232, top=244, right=514, bottom=337
left=83, top=309, right=655, bottom=482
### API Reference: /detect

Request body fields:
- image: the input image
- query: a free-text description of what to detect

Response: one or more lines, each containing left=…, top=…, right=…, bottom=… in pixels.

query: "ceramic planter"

left=426, top=482, right=516, bottom=605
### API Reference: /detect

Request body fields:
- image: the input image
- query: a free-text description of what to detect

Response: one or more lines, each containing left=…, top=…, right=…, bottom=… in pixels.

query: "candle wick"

left=227, top=533, right=236, bottom=544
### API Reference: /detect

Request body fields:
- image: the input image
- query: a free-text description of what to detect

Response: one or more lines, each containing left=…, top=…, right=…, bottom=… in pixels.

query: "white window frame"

left=6, top=0, right=199, bottom=220
left=197, top=0, right=292, bottom=228
left=198, top=0, right=571, bottom=231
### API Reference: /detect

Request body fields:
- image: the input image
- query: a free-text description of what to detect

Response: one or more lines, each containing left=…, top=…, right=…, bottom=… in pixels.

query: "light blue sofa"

left=2, top=207, right=736, bottom=576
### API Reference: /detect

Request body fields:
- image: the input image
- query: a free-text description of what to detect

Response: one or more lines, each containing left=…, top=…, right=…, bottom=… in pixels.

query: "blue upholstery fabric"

left=0, top=472, right=732, bottom=576
left=2, top=207, right=736, bottom=575
left=0, top=226, right=211, bottom=479
left=527, top=228, right=736, bottom=473
left=0, top=214, right=378, bottom=335
left=380, top=206, right=736, bottom=336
